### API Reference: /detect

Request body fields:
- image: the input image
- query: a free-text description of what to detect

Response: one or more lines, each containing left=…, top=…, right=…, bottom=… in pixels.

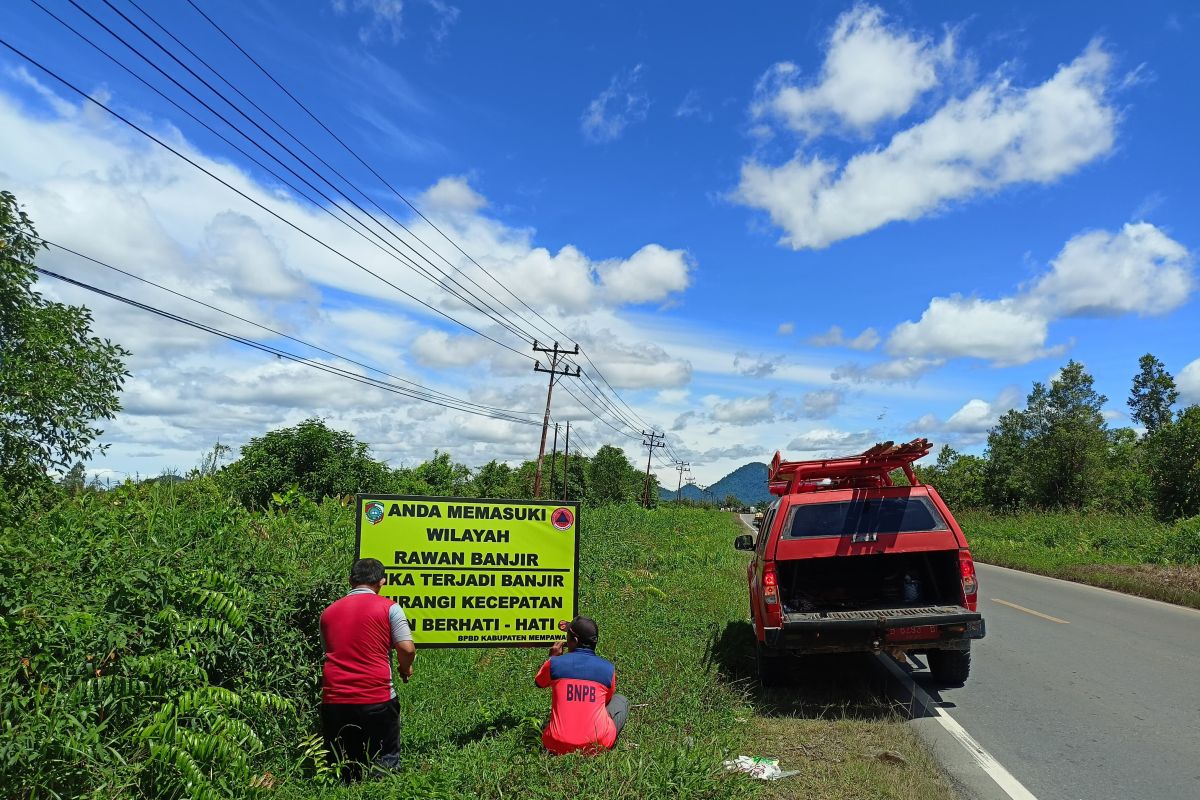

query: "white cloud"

left=711, top=394, right=777, bottom=426
left=1179, top=358, right=1200, bottom=404
left=674, top=89, right=704, bottom=119
left=776, top=321, right=795, bottom=335
left=0, top=76, right=707, bottom=476
left=887, top=296, right=1055, bottom=365
left=418, top=175, right=487, bottom=215
left=733, top=351, right=781, bottom=378
left=410, top=330, right=517, bottom=371
left=655, top=389, right=689, bottom=405
left=738, top=40, right=1116, bottom=250
left=910, top=387, right=1022, bottom=444
left=808, top=324, right=880, bottom=350
left=1029, top=222, right=1192, bottom=317
left=786, top=428, right=878, bottom=454
left=581, top=65, right=649, bottom=143
left=332, top=0, right=406, bottom=43
left=579, top=336, right=692, bottom=390
left=753, top=5, right=952, bottom=136
left=832, top=357, right=944, bottom=384
left=800, top=390, right=842, bottom=419
left=886, top=223, right=1192, bottom=366
left=597, top=244, right=692, bottom=305
left=330, top=0, right=458, bottom=45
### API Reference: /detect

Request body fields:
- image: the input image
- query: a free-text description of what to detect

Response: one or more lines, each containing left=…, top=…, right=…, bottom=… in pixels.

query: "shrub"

left=219, top=419, right=393, bottom=509
left=0, top=478, right=351, bottom=798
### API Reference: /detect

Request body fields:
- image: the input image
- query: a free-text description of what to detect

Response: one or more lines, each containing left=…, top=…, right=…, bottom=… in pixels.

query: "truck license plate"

left=885, top=625, right=939, bottom=642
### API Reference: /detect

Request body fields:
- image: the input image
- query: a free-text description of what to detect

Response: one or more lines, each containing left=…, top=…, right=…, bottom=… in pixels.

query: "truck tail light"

left=762, top=563, right=784, bottom=627
left=959, top=550, right=978, bottom=611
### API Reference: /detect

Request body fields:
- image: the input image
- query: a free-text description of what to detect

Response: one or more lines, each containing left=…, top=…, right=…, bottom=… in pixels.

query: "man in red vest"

left=534, top=616, right=629, bottom=754
left=319, top=558, right=415, bottom=781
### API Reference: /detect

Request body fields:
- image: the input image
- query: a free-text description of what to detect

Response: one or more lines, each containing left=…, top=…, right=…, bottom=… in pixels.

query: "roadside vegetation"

left=912, top=357, right=1200, bottom=604
left=957, top=511, right=1200, bottom=609
left=1, top=481, right=949, bottom=799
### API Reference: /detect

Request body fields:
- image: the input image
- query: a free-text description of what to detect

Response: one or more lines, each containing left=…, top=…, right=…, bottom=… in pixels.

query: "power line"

left=40, top=0, right=538, bottom=349
left=41, top=240, right=538, bottom=419
left=573, top=368, right=646, bottom=435
left=0, top=36, right=535, bottom=363
left=115, top=0, right=551, bottom=348
left=34, top=266, right=541, bottom=426
left=178, top=0, right=670, bottom=449
left=558, top=384, right=641, bottom=441
left=566, top=369, right=644, bottom=438
left=20, top=6, right=676, bottom=456
left=183, top=0, right=574, bottom=349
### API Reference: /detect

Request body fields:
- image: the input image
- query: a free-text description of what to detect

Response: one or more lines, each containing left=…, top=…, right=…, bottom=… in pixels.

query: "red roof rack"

left=767, top=438, right=933, bottom=496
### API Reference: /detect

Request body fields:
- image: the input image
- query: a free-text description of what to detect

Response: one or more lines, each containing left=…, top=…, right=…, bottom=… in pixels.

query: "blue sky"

left=2, top=0, right=1198, bottom=485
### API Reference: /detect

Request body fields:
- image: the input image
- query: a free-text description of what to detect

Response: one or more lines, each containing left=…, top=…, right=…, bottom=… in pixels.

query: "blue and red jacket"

left=534, top=648, right=617, bottom=754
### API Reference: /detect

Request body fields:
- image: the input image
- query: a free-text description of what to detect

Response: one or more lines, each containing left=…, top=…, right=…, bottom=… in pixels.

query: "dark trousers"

left=608, top=694, right=629, bottom=739
left=320, top=699, right=400, bottom=782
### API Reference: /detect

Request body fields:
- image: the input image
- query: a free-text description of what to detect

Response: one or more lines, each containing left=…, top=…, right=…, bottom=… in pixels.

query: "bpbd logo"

left=551, top=507, right=575, bottom=531
left=364, top=501, right=385, bottom=526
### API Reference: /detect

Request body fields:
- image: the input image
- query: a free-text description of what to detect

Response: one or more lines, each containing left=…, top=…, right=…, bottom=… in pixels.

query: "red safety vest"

left=535, top=649, right=617, bottom=754
left=320, top=592, right=396, bottom=704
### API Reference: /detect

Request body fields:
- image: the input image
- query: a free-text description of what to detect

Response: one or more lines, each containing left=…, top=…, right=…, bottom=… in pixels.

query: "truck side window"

left=756, top=503, right=778, bottom=557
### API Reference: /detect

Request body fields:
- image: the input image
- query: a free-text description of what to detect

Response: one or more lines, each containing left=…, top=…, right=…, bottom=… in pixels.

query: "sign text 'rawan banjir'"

left=355, top=496, right=579, bottom=647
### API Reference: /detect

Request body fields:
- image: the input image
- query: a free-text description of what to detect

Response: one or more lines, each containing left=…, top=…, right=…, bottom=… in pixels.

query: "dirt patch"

left=1081, top=564, right=1200, bottom=595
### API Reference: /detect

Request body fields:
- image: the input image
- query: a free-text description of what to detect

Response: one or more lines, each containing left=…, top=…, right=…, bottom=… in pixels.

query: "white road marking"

left=880, top=654, right=1040, bottom=800
left=930, top=704, right=1040, bottom=800
left=991, top=598, right=1070, bottom=624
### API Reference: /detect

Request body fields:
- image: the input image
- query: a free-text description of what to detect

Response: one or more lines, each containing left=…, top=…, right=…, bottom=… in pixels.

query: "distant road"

left=734, top=514, right=1200, bottom=799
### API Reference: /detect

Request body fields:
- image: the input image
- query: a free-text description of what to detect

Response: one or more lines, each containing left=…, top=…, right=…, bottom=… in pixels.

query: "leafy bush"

left=957, top=509, right=1187, bottom=568
left=0, top=478, right=350, bottom=798
left=218, top=419, right=393, bottom=509
left=1167, top=516, right=1200, bottom=563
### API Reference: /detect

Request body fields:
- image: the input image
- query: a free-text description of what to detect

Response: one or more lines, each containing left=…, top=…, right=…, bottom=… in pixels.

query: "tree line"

left=206, top=418, right=660, bottom=510
left=917, top=356, right=1200, bottom=521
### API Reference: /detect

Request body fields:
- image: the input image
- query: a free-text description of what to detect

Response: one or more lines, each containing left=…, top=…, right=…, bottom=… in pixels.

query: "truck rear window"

left=782, top=497, right=948, bottom=538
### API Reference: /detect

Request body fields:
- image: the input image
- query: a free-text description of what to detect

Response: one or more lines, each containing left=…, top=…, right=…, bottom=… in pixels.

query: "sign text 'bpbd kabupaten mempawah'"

left=355, top=495, right=579, bottom=648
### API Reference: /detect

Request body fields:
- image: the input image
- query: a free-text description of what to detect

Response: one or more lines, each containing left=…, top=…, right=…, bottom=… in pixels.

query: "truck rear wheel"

left=928, top=647, right=971, bottom=687
left=756, top=641, right=786, bottom=687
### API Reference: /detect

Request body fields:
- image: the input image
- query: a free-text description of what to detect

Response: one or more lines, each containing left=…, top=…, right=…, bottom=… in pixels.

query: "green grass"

left=1, top=484, right=952, bottom=799
left=958, top=509, right=1200, bottom=609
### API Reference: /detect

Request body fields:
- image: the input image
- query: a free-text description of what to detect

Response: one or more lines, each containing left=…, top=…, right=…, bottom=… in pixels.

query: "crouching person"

left=534, top=616, right=628, bottom=754
left=320, top=558, right=416, bottom=781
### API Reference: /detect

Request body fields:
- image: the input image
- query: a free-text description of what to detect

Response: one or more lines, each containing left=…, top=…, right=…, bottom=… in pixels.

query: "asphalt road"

left=910, top=563, right=1200, bottom=800
left=734, top=514, right=1200, bottom=799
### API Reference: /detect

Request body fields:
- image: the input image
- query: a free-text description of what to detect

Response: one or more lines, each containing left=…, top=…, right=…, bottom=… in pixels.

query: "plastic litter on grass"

left=723, top=755, right=800, bottom=780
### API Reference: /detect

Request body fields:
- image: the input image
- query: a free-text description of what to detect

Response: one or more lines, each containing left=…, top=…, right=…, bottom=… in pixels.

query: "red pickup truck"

left=734, top=439, right=985, bottom=686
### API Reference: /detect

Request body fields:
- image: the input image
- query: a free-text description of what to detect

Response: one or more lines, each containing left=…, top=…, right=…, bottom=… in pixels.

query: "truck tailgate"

left=783, top=604, right=982, bottom=631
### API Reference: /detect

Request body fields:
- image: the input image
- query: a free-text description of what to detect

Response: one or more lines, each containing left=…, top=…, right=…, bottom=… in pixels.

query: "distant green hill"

left=660, top=461, right=772, bottom=505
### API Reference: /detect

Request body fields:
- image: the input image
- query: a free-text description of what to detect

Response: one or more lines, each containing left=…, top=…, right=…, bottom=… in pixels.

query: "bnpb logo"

left=364, top=501, right=385, bottom=526
left=551, top=507, right=575, bottom=531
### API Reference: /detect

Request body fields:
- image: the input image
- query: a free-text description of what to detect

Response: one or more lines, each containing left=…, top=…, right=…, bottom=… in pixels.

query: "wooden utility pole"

left=548, top=423, right=560, bottom=498
left=675, top=461, right=690, bottom=502
left=562, top=422, right=571, bottom=501
left=532, top=341, right=580, bottom=497
left=641, top=430, right=665, bottom=507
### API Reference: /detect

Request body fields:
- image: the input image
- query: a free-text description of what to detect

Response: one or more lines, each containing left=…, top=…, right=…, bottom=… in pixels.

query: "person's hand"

left=548, top=639, right=566, bottom=657
left=400, top=664, right=413, bottom=683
